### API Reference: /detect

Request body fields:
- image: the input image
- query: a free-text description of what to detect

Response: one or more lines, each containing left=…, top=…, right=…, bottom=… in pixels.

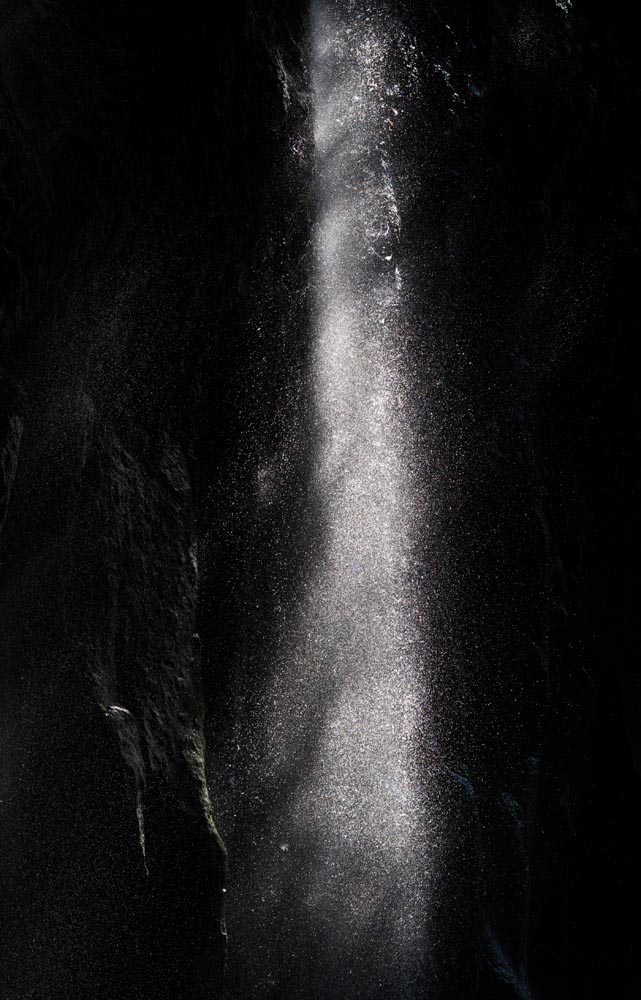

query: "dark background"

left=1, top=2, right=639, bottom=997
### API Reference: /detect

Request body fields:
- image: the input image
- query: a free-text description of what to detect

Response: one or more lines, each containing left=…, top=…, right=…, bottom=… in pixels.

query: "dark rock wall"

left=0, top=3, right=290, bottom=996
left=1, top=2, right=639, bottom=999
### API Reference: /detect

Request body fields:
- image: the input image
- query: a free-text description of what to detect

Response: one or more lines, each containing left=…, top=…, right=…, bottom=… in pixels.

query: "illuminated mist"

left=219, top=4, right=432, bottom=997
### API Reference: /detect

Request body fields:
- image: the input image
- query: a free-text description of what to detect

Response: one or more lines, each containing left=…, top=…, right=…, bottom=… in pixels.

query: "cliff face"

left=1, top=3, right=640, bottom=999
left=0, top=4, right=249, bottom=996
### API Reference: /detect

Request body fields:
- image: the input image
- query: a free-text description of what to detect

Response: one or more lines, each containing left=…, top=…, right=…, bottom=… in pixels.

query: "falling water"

left=219, top=3, right=430, bottom=997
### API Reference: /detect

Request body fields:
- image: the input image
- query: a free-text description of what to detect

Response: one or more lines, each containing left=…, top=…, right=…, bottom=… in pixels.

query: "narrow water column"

left=281, top=1, right=429, bottom=994
left=219, top=4, right=432, bottom=998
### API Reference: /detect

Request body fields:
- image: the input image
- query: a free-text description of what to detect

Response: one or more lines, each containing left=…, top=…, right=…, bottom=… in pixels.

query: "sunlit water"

left=218, top=4, right=431, bottom=997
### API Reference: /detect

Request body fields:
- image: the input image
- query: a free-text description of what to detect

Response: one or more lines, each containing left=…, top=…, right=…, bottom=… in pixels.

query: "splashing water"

left=219, top=4, right=432, bottom=997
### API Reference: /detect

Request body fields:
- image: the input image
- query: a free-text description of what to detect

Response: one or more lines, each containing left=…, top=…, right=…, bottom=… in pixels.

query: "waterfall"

left=300, top=1, right=428, bottom=991
left=220, top=4, right=431, bottom=997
